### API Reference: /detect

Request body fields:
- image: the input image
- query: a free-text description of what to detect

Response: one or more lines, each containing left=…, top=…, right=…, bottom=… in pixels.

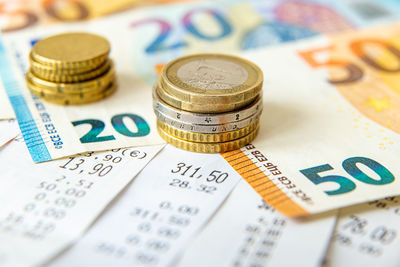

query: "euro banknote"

left=0, top=14, right=168, bottom=162
left=127, top=0, right=400, bottom=85
left=0, top=0, right=188, bottom=33
left=222, top=22, right=400, bottom=216
left=2, top=0, right=400, bottom=162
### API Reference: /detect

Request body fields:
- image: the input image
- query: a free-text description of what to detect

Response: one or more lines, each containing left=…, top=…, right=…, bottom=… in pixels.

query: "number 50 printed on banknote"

left=223, top=23, right=400, bottom=217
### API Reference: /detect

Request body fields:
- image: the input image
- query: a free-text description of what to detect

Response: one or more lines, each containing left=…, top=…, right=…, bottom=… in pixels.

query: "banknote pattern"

left=2, top=0, right=400, bottom=161
left=222, top=23, right=400, bottom=216
left=0, top=21, right=165, bottom=162
left=0, top=0, right=187, bottom=32
left=128, top=0, right=400, bottom=85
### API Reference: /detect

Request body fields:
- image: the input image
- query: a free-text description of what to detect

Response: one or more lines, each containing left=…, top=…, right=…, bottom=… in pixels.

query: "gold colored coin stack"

left=26, top=32, right=116, bottom=105
left=153, top=53, right=264, bottom=153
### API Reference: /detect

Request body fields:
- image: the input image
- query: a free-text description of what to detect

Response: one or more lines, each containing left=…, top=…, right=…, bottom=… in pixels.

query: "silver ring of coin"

left=154, top=107, right=263, bottom=134
left=153, top=87, right=263, bottom=125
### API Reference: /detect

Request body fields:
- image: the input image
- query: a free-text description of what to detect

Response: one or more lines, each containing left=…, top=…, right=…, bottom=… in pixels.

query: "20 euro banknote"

left=2, top=0, right=400, bottom=162
left=127, top=0, right=400, bottom=85
left=0, top=18, right=166, bottom=162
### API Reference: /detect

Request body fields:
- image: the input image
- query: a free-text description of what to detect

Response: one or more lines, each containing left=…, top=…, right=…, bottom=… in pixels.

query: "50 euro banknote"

left=0, top=0, right=187, bottom=32
left=222, top=22, right=400, bottom=217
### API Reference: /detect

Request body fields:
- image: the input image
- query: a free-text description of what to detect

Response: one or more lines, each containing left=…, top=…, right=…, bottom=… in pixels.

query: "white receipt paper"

left=178, top=180, right=337, bottom=267
left=0, top=120, right=18, bottom=147
left=0, top=139, right=164, bottom=267
left=325, top=197, right=400, bottom=267
left=49, top=145, right=241, bottom=267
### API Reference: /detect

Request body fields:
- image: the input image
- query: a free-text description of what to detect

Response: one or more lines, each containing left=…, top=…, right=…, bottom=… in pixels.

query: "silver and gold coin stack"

left=26, top=32, right=116, bottom=105
left=153, top=53, right=263, bottom=153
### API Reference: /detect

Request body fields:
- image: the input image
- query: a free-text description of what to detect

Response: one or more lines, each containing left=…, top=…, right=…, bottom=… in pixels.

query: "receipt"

left=177, top=180, right=337, bottom=267
left=48, top=145, right=241, bottom=267
left=0, top=120, right=18, bottom=147
left=325, top=197, right=400, bottom=267
left=0, top=81, right=14, bottom=120
left=0, top=139, right=163, bottom=267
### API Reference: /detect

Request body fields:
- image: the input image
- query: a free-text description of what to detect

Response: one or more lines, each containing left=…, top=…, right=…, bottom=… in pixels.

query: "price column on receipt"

left=48, top=145, right=241, bottom=267
left=325, top=197, right=400, bottom=267
left=177, top=180, right=337, bottom=267
left=0, top=139, right=163, bottom=267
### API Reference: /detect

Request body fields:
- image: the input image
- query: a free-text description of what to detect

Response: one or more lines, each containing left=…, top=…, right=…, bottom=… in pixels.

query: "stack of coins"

left=26, top=32, right=116, bottom=105
left=153, top=54, right=263, bottom=153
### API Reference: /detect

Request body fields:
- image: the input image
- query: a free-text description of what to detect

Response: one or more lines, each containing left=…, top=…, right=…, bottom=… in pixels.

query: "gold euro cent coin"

left=26, top=62, right=115, bottom=93
left=31, top=58, right=111, bottom=83
left=31, top=32, right=110, bottom=68
left=26, top=78, right=117, bottom=105
left=29, top=52, right=108, bottom=77
left=160, top=53, right=263, bottom=113
left=26, top=77, right=103, bottom=100
left=157, top=118, right=259, bottom=143
left=26, top=32, right=116, bottom=106
left=157, top=124, right=260, bottom=153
